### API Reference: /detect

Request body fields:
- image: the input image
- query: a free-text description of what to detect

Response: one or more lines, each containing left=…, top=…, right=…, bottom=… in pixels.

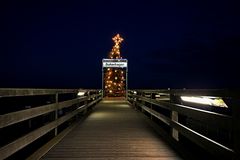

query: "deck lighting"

left=180, top=96, right=228, bottom=108
left=77, top=91, right=86, bottom=96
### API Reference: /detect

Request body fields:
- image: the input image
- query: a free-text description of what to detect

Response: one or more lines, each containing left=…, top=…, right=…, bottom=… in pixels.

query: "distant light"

left=181, top=96, right=228, bottom=108
left=133, top=91, right=137, bottom=94
left=77, top=91, right=85, bottom=96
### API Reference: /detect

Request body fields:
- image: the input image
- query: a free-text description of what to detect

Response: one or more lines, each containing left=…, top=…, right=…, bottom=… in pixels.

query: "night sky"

left=1, top=0, right=240, bottom=89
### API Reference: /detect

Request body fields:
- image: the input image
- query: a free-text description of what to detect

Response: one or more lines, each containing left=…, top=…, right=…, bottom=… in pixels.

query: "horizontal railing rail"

left=128, top=89, right=239, bottom=160
left=134, top=95, right=232, bottom=130
left=0, top=96, right=89, bottom=129
left=0, top=88, right=102, bottom=159
left=0, top=88, right=78, bottom=97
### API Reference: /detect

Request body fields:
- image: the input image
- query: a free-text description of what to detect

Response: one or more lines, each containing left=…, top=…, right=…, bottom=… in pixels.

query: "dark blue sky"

left=1, top=0, right=240, bottom=89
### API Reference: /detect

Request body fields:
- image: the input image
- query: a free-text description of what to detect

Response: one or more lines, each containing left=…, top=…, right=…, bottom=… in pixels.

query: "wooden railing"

left=127, top=89, right=239, bottom=160
left=0, top=88, right=102, bottom=159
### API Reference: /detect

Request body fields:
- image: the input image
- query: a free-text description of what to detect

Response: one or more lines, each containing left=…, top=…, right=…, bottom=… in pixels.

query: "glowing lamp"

left=181, top=96, right=228, bottom=108
left=77, top=91, right=85, bottom=96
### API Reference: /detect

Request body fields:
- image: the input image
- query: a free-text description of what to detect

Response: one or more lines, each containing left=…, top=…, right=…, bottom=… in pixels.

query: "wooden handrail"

left=128, top=89, right=236, bottom=159
left=135, top=95, right=232, bottom=130
left=135, top=101, right=233, bottom=157
left=131, top=89, right=239, bottom=98
left=0, top=96, right=90, bottom=128
left=0, top=88, right=79, bottom=97
left=0, top=89, right=102, bottom=159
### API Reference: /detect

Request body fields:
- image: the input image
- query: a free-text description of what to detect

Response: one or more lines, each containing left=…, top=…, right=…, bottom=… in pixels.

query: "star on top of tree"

left=112, top=34, right=124, bottom=45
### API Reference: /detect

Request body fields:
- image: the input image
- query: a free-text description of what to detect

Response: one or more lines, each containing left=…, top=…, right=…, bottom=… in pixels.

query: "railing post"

left=132, top=94, right=135, bottom=107
left=54, top=93, right=58, bottom=136
left=141, top=91, right=145, bottom=112
left=170, top=91, right=179, bottom=141
left=83, top=95, right=88, bottom=114
left=25, top=106, right=32, bottom=129
left=150, top=93, right=153, bottom=120
left=232, top=99, right=240, bottom=159
left=126, top=65, right=128, bottom=99
left=126, top=89, right=128, bottom=99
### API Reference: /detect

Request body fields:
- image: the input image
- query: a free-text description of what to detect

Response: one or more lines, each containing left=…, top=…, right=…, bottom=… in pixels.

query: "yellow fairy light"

left=115, top=77, right=118, bottom=80
left=112, top=34, right=124, bottom=45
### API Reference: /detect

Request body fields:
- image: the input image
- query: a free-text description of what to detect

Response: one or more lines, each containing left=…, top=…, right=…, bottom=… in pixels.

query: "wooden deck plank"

left=42, top=98, right=182, bottom=160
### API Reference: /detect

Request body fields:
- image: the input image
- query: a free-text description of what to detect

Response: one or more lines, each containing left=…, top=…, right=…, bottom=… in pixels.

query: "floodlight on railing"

left=77, top=91, right=86, bottom=96
left=180, top=96, right=228, bottom=108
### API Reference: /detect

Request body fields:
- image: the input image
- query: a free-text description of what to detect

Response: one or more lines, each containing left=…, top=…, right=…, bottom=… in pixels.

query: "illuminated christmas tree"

left=104, top=34, right=125, bottom=97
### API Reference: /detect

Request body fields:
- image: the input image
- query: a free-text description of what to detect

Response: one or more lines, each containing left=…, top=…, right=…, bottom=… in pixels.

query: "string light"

left=104, top=34, right=125, bottom=96
left=112, top=34, right=123, bottom=45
